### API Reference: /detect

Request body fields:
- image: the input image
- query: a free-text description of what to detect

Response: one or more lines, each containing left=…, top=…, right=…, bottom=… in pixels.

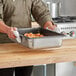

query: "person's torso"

left=3, top=0, right=32, bottom=28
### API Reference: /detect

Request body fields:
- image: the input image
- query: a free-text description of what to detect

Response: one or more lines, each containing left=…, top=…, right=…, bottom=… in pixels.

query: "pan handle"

left=13, top=30, right=21, bottom=43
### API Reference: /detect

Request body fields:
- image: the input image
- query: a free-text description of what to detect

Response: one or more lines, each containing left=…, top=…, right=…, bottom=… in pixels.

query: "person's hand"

left=44, top=24, right=56, bottom=30
left=44, top=21, right=56, bottom=30
left=6, top=27, right=17, bottom=39
left=44, top=21, right=60, bottom=33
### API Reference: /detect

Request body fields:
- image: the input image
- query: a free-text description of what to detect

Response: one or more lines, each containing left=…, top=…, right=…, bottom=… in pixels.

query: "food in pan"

left=24, top=33, right=44, bottom=38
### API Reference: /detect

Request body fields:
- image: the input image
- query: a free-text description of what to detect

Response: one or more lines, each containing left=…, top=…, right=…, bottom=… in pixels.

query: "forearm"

left=0, top=21, right=16, bottom=39
left=0, top=21, right=10, bottom=34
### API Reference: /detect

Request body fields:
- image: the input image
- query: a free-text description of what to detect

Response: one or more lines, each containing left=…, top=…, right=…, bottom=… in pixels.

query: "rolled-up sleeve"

left=0, top=0, right=3, bottom=21
left=31, top=0, right=52, bottom=27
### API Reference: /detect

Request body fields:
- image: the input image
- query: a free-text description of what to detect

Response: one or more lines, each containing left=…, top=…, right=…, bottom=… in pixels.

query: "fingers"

left=8, top=33, right=16, bottom=39
left=44, top=24, right=56, bottom=30
left=7, top=27, right=16, bottom=39
left=13, top=27, right=17, bottom=31
left=48, top=25, right=56, bottom=30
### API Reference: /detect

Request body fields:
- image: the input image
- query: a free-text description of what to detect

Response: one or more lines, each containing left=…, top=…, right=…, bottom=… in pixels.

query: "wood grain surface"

left=0, top=39, right=76, bottom=69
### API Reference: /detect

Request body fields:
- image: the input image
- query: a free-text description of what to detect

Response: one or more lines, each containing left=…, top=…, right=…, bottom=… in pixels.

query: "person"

left=0, top=0, right=56, bottom=76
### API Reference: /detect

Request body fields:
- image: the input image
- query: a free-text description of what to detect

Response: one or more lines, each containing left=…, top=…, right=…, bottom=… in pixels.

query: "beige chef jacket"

left=0, top=0, right=52, bottom=43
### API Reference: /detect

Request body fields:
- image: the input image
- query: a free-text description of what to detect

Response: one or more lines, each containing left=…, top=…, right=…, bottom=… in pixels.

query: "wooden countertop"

left=0, top=39, right=76, bottom=69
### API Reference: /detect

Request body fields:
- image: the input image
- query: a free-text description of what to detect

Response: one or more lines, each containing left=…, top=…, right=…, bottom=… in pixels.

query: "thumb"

left=13, top=27, right=17, bottom=31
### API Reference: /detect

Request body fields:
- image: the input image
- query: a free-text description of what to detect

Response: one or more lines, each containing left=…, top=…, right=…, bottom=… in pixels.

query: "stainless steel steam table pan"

left=12, top=27, right=65, bottom=49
